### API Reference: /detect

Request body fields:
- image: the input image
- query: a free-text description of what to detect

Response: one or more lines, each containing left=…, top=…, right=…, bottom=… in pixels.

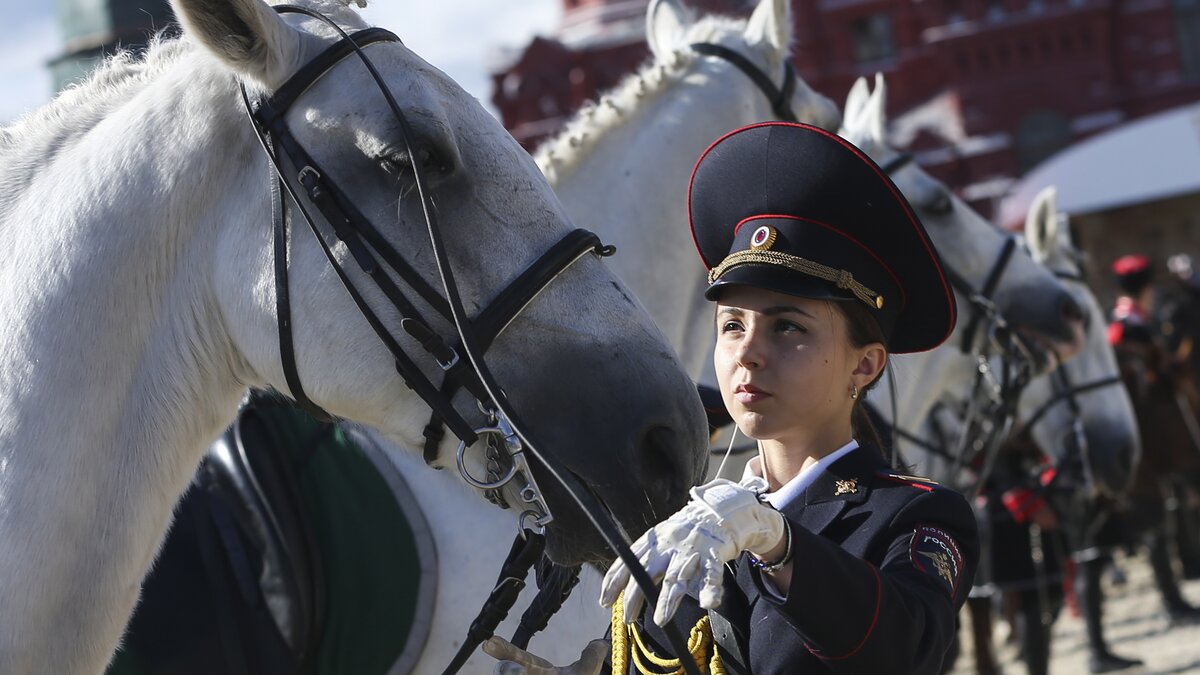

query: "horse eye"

left=379, top=145, right=452, bottom=180
left=379, top=157, right=402, bottom=176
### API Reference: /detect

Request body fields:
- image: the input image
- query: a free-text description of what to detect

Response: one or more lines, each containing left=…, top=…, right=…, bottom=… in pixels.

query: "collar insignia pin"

left=834, top=478, right=858, bottom=496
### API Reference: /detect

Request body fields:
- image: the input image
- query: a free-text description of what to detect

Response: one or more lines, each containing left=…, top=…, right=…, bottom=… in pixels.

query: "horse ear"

left=862, top=72, right=888, bottom=144
left=1024, top=185, right=1059, bottom=262
left=171, top=0, right=304, bottom=86
left=647, top=0, right=694, bottom=61
left=842, top=76, right=870, bottom=134
left=744, top=0, right=793, bottom=60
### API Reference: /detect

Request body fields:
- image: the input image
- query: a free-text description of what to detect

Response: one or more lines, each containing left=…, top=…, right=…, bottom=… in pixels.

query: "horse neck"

left=879, top=344, right=974, bottom=429
left=878, top=339, right=981, bottom=482
left=0, top=49, right=261, bottom=674
left=546, top=61, right=768, bottom=379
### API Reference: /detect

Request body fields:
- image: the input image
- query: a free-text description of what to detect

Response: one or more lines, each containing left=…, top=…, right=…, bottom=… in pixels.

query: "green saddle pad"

left=106, top=404, right=437, bottom=675
left=282, top=411, right=437, bottom=675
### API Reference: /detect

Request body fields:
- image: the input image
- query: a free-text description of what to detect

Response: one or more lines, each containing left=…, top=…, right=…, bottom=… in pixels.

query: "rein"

left=241, top=8, right=702, bottom=674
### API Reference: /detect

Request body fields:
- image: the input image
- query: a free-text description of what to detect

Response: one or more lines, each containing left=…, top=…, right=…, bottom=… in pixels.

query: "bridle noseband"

left=241, top=7, right=704, bottom=674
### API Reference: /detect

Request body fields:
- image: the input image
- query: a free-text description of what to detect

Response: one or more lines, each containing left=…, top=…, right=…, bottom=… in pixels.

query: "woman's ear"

left=851, top=343, right=888, bottom=387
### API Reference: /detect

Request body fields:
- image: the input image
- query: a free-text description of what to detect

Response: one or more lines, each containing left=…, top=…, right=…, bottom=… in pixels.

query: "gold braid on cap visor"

left=708, top=249, right=885, bottom=310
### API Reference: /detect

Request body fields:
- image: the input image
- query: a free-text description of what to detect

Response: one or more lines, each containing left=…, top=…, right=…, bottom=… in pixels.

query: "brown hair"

left=835, top=300, right=891, bottom=458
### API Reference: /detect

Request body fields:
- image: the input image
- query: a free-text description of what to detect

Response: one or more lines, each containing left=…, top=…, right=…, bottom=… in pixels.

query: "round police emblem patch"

left=910, top=524, right=964, bottom=597
left=750, top=225, right=776, bottom=250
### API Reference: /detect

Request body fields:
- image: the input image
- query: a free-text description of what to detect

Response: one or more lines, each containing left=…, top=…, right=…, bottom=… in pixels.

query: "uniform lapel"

left=732, top=445, right=888, bottom=600
left=782, top=445, right=887, bottom=535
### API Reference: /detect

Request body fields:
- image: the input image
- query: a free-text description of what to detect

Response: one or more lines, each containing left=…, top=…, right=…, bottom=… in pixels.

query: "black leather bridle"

left=1010, top=261, right=1123, bottom=495
left=689, top=42, right=799, bottom=122
left=240, top=7, right=704, bottom=675
left=875, top=150, right=1038, bottom=491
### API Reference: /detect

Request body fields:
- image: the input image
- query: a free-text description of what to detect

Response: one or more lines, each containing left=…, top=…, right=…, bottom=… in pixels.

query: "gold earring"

left=851, top=384, right=859, bottom=400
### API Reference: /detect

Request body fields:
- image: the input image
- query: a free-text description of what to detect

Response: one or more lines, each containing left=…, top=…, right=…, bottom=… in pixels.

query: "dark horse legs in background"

left=1168, top=478, right=1200, bottom=580
left=1119, top=340, right=1200, bottom=624
left=1068, top=340, right=1200, bottom=673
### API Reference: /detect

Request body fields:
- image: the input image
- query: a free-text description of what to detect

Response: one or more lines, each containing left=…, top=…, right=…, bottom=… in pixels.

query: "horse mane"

left=534, top=13, right=760, bottom=184
left=0, top=33, right=182, bottom=166
left=0, top=0, right=364, bottom=213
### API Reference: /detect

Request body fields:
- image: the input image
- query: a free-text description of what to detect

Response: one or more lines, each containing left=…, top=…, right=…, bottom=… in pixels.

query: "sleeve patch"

left=910, top=525, right=964, bottom=596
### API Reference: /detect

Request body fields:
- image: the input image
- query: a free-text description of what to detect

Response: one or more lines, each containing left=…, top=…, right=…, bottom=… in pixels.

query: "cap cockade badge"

left=750, top=225, right=777, bottom=250
left=834, top=478, right=858, bottom=496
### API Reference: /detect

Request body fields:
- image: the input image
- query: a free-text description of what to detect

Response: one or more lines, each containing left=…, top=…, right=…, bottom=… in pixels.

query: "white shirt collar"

left=741, top=439, right=861, bottom=509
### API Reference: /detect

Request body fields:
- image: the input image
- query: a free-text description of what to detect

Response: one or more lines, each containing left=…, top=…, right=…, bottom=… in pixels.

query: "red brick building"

left=490, top=0, right=1200, bottom=219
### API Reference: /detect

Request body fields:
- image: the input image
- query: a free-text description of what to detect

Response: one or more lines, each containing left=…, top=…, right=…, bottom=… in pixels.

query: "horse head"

left=183, top=0, right=709, bottom=563
left=644, top=0, right=841, bottom=132
left=1020, top=186, right=1141, bottom=496
left=538, top=0, right=840, bottom=381
left=840, top=75, right=1085, bottom=375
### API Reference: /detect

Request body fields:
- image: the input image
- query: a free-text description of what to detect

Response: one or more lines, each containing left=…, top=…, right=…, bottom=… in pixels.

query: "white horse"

left=1019, top=186, right=1140, bottom=494
left=539, top=0, right=841, bottom=380
left=376, top=3, right=1088, bottom=672
left=838, top=75, right=1087, bottom=471
left=899, top=185, right=1139, bottom=498
left=0, top=0, right=710, bottom=671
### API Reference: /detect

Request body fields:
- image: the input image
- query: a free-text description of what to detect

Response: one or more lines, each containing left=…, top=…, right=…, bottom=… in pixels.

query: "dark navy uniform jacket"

left=620, top=444, right=979, bottom=674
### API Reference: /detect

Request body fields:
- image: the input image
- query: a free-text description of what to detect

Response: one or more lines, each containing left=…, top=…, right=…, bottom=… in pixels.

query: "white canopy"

left=997, top=101, right=1200, bottom=229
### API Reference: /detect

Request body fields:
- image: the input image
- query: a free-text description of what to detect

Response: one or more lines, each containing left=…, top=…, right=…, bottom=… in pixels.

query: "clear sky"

left=0, top=1, right=562, bottom=125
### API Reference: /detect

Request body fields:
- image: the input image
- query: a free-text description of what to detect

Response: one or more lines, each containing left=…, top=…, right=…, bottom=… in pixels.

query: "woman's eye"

left=777, top=320, right=806, bottom=333
left=720, top=321, right=743, bottom=333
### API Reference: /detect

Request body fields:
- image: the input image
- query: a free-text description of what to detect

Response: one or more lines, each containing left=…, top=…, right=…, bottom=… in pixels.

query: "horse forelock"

left=534, top=14, right=760, bottom=183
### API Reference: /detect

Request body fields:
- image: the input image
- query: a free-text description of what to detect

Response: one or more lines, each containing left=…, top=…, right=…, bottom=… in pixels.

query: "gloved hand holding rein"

left=600, top=477, right=787, bottom=626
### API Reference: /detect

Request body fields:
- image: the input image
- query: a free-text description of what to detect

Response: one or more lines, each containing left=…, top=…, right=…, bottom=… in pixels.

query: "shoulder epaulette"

left=876, top=471, right=940, bottom=491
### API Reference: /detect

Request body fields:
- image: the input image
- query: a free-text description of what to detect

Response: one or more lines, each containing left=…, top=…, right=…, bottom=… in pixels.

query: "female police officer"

left=486, top=122, right=979, bottom=674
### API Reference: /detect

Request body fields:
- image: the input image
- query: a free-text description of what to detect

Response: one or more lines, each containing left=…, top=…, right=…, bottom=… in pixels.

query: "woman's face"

left=714, top=287, right=876, bottom=447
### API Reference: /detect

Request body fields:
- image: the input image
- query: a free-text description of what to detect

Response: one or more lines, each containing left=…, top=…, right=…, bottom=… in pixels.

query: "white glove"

left=599, top=477, right=786, bottom=626
left=484, top=636, right=609, bottom=675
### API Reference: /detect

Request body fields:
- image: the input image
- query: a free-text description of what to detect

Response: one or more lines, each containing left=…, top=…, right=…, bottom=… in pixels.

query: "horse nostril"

left=635, top=426, right=691, bottom=516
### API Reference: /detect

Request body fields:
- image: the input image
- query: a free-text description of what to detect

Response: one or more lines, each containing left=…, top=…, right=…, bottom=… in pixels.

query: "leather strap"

left=255, top=26, right=400, bottom=127
left=690, top=42, right=798, bottom=123
left=268, top=135, right=331, bottom=421
left=958, top=235, right=1017, bottom=353
left=707, top=609, right=749, bottom=675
